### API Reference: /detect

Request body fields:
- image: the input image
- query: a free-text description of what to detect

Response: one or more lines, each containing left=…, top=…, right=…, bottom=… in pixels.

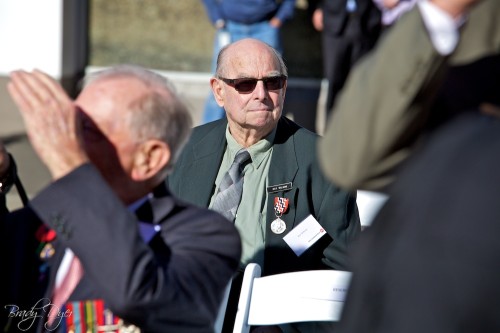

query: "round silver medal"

left=270, top=218, right=286, bottom=234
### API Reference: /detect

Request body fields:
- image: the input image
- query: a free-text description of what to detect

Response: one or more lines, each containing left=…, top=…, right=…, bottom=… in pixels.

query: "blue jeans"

left=202, top=20, right=282, bottom=124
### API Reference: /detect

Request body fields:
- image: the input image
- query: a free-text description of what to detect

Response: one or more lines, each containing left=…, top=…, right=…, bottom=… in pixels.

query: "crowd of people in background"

left=1, top=0, right=500, bottom=332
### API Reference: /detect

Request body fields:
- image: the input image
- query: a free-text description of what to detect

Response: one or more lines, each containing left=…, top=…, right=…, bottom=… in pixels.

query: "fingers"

left=7, top=70, right=75, bottom=131
left=7, top=72, right=43, bottom=140
left=8, top=70, right=59, bottom=140
left=6, top=69, right=88, bottom=180
left=8, top=70, right=69, bottom=116
left=33, top=69, right=72, bottom=107
left=7, top=71, right=33, bottom=114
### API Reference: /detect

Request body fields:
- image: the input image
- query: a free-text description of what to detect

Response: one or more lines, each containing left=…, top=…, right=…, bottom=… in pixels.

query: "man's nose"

left=253, top=80, right=268, bottom=99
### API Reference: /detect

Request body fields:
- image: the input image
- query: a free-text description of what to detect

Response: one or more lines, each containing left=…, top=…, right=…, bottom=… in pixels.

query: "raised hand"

left=7, top=70, right=89, bottom=180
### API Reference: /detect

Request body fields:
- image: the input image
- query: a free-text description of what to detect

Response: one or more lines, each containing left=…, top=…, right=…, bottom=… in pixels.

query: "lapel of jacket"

left=149, top=183, right=176, bottom=224
left=140, top=184, right=176, bottom=262
left=266, top=117, right=299, bottom=236
left=179, top=120, right=227, bottom=207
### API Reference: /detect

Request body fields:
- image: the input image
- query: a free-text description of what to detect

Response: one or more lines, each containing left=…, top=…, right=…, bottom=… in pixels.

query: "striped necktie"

left=211, top=148, right=251, bottom=222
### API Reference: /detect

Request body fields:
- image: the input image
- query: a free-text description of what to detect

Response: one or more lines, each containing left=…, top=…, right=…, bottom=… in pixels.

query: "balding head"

left=216, top=38, right=288, bottom=79
left=210, top=38, right=288, bottom=147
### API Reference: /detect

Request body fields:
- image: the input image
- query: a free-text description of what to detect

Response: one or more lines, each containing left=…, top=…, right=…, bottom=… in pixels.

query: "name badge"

left=283, top=215, right=327, bottom=256
left=267, top=182, right=292, bottom=193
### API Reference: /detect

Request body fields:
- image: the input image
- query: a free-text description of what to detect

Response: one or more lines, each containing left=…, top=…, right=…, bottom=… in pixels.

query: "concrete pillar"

left=0, top=0, right=89, bottom=207
left=0, top=0, right=89, bottom=135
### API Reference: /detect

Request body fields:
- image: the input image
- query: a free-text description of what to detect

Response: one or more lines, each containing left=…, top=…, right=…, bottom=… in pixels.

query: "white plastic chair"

left=232, top=263, right=352, bottom=333
left=356, top=190, right=388, bottom=228
left=214, top=280, right=232, bottom=333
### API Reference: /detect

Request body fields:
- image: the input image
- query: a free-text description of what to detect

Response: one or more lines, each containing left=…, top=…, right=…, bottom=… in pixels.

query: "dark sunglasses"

left=218, top=75, right=287, bottom=93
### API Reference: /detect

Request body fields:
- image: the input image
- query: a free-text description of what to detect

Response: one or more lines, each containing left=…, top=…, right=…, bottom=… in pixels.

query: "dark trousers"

left=323, top=15, right=379, bottom=119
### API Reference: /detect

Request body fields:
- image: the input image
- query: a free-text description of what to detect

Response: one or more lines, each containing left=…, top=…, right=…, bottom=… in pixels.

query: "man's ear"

left=210, top=77, right=225, bottom=107
left=131, top=140, right=170, bottom=181
left=281, top=80, right=287, bottom=101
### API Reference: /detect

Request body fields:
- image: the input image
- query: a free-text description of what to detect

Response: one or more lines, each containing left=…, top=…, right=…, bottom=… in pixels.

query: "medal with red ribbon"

left=271, top=197, right=289, bottom=234
left=35, top=224, right=57, bottom=283
left=35, top=224, right=57, bottom=261
left=274, top=197, right=289, bottom=216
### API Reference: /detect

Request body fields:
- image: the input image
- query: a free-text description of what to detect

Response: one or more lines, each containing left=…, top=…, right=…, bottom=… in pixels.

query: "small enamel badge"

left=40, top=243, right=55, bottom=260
left=36, top=225, right=57, bottom=260
left=274, top=197, right=289, bottom=215
left=271, top=197, right=289, bottom=234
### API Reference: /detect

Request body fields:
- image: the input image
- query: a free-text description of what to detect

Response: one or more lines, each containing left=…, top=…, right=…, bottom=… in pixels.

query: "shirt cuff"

left=418, top=0, right=464, bottom=55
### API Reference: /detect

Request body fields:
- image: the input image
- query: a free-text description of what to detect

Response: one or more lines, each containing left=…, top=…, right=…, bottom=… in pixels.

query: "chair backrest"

left=214, top=280, right=232, bottom=333
left=232, top=263, right=352, bottom=333
left=356, top=190, right=388, bottom=228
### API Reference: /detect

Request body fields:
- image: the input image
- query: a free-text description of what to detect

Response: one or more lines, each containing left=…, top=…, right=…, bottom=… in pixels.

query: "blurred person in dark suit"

left=310, top=0, right=382, bottom=121
left=315, top=0, right=500, bottom=332
left=338, top=111, right=500, bottom=333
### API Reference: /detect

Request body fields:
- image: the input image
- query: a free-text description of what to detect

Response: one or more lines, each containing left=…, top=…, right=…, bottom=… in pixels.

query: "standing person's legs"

left=323, top=32, right=351, bottom=119
left=202, top=29, right=231, bottom=124
left=227, top=21, right=281, bottom=52
left=350, top=33, right=379, bottom=70
left=249, top=21, right=282, bottom=54
left=226, top=21, right=251, bottom=42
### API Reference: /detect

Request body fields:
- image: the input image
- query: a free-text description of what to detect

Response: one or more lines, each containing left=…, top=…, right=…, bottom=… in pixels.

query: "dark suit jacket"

left=1, top=164, right=241, bottom=333
left=311, top=0, right=381, bottom=37
left=338, top=113, right=500, bottom=333
left=167, top=117, right=360, bottom=276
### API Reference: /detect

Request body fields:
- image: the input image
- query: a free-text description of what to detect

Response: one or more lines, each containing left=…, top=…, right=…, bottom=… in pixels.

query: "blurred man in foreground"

left=315, top=0, right=500, bottom=332
left=1, top=65, right=241, bottom=333
left=319, top=0, right=500, bottom=191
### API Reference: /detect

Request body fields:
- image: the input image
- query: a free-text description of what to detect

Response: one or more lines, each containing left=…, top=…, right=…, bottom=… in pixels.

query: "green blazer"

left=167, top=116, right=360, bottom=275
left=319, top=0, right=500, bottom=191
